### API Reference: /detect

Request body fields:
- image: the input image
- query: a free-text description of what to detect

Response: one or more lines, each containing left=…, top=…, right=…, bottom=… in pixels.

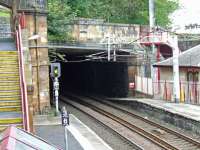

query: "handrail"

left=16, top=24, right=30, bottom=132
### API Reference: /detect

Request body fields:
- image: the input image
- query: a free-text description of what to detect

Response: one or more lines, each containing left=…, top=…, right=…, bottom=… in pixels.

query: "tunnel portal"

left=59, top=61, right=129, bottom=97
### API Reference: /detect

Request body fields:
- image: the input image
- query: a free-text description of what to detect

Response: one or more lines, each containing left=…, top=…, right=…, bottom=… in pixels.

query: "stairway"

left=0, top=51, right=23, bottom=131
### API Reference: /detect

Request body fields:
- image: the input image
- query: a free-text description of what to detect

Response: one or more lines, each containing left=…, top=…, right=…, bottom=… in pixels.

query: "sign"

left=61, top=109, right=69, bottom=126
left=129, top=82, right=135, bottom=89
left=185, top=24, right=200, bottom=30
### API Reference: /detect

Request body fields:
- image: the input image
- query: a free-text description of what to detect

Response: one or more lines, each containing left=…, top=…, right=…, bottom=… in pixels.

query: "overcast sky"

left=171, top=0, right=200, bottom=33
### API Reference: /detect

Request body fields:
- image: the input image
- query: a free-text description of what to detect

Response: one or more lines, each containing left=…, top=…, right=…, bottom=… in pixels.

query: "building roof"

left=154, top=44, right=200, bottom=68
left=0, top=126, right=61, bottom=150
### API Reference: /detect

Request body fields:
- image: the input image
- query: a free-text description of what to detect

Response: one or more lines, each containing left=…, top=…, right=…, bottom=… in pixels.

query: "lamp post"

left=167, top=35, right=180, bottom=103
left=149, top=0, right=156, bottom=80
left=172, top=36, right=180, bottom=103
left=107, top=34, right=111, bottom=61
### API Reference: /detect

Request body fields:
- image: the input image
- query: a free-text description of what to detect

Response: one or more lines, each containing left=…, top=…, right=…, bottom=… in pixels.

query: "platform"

left=34, top=114, right=113, bottom=150
left=107, top=97, right=200, bottom=135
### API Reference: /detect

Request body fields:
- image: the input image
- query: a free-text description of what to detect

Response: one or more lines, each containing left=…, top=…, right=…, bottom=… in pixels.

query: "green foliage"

left=47, top=0, right=75, bottom=42
left=48, top=0, right=179, bottom=41
left=68, top=0, right=179, bottom=26
left=0, top=8, right=10, bottom=17
left=155, top=0, right=179, bottom=26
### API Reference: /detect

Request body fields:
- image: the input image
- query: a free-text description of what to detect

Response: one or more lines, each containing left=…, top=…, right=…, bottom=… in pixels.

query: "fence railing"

left=49, top=41, right=138, bottom=52
left=0, top=0, right=12, bottom=8
left=154, top=80, right=200, bottom=104
left=0, top=25, right=12, bottom=39
left=19, top=0, right=47, bottom=11
left=135, top=76, right=200, bottom=105
left=16, top=24, right=30, bottom=132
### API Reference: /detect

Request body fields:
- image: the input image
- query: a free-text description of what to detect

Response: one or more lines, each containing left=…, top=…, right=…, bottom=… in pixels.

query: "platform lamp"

left=165, top=35, right=180, bottom=103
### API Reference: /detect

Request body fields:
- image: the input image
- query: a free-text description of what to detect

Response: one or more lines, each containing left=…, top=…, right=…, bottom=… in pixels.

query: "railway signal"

left=51, top=63, right=61, bottom=115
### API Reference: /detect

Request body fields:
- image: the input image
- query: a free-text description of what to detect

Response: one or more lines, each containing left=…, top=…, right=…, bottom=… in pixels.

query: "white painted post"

left=172, top=35, right=180, bottom=103
left=113, top=47, right=116, bottom=61
left=65, top=126, right=68, bottom=150
left=62, top=106, right=70, bottom=150
left=107, top=35, right=111, bottom=61
left=149, top=0, right=155, bottom=29
left=149, top=0, right=156, bottom=81
left=54, top=77, right=59, bottom=114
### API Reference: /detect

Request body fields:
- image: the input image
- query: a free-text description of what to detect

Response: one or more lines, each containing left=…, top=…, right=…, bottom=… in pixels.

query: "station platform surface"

left=108, top=97, right=200, bottom=121
left=34, top=114, right=112, bottom=150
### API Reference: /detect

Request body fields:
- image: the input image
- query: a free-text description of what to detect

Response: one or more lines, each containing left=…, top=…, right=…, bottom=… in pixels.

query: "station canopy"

left=0, top=126, right=61, bottom=150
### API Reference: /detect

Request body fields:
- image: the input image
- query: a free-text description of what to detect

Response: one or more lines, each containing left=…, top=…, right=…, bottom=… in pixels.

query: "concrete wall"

left=70, top=18, right=149, bottom=43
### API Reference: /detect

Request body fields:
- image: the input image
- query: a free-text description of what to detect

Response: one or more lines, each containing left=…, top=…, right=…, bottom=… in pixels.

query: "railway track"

left=61, top=96, right=144, bottom=150
left=61, top=94, right=200, bottom=150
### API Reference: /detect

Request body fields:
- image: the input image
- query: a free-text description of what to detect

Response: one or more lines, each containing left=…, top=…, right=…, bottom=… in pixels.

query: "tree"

left=47, top=0, right=75, bottom=41
left=48, top=0, right=179, bottom=41
left=155, top=0, right=179, bottom=26
left=68, top=0, right=179, bottom=26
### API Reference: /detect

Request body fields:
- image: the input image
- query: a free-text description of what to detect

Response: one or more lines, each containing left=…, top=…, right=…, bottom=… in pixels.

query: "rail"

left=62, top=95, right=176, bottom=150
left=16, top=24, right=30, bottom=132
left=89, top=95, right=200, bottom=147
left=63, top=94, right=200, bottom=150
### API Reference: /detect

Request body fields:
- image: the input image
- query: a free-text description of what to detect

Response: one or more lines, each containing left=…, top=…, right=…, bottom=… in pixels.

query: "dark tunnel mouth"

left=50, top=61, right=129, bottom=98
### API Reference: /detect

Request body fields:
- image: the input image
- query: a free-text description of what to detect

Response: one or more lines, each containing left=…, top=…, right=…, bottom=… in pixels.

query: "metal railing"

left=49, top=41, right=107, bottom=49
left=48, top=41, right=138, bottom=52
left=19, top=0, right=47, bottom=11
left=0, top=0, right=12, bottom=8
left=16, top=24, right=30, bottom=132
left=154, top=80, right=200, bottom=104
left=0, top=24, right=12, bottom=39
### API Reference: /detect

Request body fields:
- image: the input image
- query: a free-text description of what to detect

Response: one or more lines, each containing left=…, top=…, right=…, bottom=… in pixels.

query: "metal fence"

left=19, top=0, right=47, bottom=11
left=154, top=80, right=200, bottom=104
left=0, top=23, right=11, bottom=39
left=0, top=0, right=12, bottom=7
left=135, top=76, right=200, bottom=105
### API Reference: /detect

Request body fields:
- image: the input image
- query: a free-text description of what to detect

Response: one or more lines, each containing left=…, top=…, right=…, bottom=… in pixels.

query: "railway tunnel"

left=50, top=46, right=130, bottom=98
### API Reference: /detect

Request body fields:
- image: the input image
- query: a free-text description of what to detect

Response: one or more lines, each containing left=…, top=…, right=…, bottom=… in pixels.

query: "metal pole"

left=107, top=35, right=111, bottom=61
left=65, top=126, right=68, bottom=150
left=149, top=0, right=156, bottom=80
left=62, top=106, right=69, bottom=150
left=113, top=45, right=116, bottom=61
left=149, top=0, right=155, bottom=29
left=172, top=35, right=180, bottom=103
left=54, top=77, right=59, bottom=114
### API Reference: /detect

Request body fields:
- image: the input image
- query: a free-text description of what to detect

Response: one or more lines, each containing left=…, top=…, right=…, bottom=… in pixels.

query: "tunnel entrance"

left=60, top=61, right=129, bottom=97
left=49, top=47, right=130, bottom=98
